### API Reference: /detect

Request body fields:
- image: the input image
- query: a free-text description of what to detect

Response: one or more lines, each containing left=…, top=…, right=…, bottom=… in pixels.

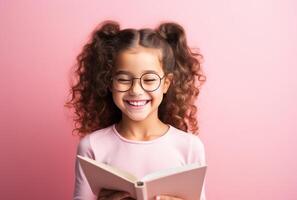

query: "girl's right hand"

left=97, top=188, right=134, bottom=200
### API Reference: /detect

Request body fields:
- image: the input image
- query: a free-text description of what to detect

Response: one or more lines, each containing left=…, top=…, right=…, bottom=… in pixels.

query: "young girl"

left=66, top=20, right=207, bottom=200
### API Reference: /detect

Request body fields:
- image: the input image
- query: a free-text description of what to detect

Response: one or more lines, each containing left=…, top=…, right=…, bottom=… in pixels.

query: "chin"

left=125, top=112, right=150, bottom=122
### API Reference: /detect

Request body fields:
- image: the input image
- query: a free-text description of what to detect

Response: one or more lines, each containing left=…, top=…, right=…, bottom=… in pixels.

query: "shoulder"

left=170, top=125, right=206, bottom=165
left=76, top=124, right=114, bottom=157
left=170, top=125, right=205, bottom=147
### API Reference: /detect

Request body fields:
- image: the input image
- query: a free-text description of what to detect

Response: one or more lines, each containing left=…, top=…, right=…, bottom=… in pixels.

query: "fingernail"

left=155, top=196, right=160, bottom=200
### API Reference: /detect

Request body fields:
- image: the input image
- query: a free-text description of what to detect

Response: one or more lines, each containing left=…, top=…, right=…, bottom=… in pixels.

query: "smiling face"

left=111, top=47, right=173, bottom=123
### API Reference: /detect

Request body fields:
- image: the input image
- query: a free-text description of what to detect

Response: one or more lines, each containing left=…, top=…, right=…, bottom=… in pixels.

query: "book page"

left=142, top=166, right=207, bottom=200
left=77, top=155, right=138, bottom=183
left=140, top=162, right=203, bottom=182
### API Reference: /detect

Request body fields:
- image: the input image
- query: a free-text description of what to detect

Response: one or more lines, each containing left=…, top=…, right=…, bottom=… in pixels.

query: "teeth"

left=127, top=100, right=149, bottom=106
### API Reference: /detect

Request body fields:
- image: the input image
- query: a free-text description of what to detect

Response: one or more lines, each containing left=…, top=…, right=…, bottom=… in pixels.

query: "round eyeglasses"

left=111, top=72, right=166, bottom=92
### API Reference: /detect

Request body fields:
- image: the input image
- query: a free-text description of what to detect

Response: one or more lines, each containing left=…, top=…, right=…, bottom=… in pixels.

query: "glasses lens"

left=141, top=73, right=160, bottom=91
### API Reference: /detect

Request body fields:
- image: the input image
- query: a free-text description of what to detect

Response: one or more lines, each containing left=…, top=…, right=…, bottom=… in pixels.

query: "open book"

left=77, top=155, right=207, bottom=200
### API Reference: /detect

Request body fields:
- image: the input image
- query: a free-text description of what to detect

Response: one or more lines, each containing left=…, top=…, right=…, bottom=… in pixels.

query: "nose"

left=129, top=78, right=144, bottom=94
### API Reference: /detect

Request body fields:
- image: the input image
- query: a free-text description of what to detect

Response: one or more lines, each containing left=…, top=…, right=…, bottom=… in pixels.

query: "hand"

left=155, top=195, right=185, bottom=200
left=97, top=188, right=135, bottom=200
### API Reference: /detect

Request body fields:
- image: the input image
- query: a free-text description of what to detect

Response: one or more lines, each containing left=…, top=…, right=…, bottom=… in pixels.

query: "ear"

left=163, top=73, right=174, bottom=94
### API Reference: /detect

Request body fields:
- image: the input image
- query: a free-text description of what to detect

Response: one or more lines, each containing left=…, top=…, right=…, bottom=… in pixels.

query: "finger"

left=155, top=195, right=184, bottom=200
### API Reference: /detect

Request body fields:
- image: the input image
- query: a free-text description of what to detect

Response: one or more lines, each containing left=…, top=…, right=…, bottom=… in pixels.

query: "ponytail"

left=157, top=22, right=188, bottom=62
left=65, top=21, right=122, bottom=136
left=157, top=22, right=206, bottom=134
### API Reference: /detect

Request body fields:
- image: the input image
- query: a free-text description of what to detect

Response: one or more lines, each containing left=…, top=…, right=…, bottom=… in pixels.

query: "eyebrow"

left=114, top=70, right=159, bottom=75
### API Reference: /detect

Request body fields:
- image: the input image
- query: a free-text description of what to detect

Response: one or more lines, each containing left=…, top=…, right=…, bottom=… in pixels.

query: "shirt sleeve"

left=188, top=135, right=207, bottom=200
left=73, top=134, right=98, bottom=200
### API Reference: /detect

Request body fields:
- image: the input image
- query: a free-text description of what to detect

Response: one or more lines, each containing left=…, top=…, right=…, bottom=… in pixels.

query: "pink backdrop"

left=1, top=0, right=296, bottom=199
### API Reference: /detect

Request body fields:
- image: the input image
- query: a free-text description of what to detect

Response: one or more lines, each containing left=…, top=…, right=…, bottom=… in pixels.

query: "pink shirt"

left=73, top=123, right=207, bottom=200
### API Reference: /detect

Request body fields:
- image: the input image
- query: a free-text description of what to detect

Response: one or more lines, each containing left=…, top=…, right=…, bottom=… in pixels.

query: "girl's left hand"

left=155, top=195, right=185, bottom=200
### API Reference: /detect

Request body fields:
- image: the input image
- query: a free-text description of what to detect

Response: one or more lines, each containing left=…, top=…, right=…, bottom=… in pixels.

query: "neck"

left=116, top=117, right=169, bottom=140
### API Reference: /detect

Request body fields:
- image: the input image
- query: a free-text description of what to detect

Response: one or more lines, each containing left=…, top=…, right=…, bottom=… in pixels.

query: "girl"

left=65, top=20, right=207, bottom=200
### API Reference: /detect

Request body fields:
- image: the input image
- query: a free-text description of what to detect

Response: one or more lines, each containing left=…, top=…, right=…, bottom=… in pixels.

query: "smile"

left=124, top=100, right=151, bottom=109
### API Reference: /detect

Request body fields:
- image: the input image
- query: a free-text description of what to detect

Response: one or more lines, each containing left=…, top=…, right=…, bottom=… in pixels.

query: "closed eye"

left=144, top=79, right=157, bottom=81
left=118, top=79, right=131, bottom=82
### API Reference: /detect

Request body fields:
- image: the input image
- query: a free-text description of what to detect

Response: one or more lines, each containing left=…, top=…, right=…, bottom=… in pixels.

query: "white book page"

left=77, top=155, right=138, bottom=183
left=140, top=163, right=202, bottom=182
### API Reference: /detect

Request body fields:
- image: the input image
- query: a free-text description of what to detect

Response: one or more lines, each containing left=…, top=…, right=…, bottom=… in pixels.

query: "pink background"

left=1, top=0, right=296, bottom=199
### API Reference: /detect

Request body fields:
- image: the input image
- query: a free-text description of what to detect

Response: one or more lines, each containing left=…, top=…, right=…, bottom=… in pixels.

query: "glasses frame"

left=111, top=72, right=167, bottom=92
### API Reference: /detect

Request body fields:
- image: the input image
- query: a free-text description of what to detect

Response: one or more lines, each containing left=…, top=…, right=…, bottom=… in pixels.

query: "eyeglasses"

left=111, top=72, right=166, bottom=92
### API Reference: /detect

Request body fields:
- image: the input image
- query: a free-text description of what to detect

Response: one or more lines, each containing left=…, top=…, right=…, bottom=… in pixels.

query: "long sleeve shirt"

left=73, top=123, right=207, bottom=200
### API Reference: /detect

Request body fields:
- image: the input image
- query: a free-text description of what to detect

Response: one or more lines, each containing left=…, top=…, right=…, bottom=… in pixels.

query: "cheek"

left=151, top=90, right=164, bottom=102
left=112, top=92, right=123, bottom=105
left=158, top=82, right=167, bottom=94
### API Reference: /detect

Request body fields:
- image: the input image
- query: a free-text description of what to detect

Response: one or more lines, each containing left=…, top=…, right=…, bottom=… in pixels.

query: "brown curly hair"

left=64, top=20, right=206, bottom=138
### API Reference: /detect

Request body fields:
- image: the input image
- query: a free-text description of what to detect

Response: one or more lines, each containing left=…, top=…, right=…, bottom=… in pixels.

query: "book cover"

left=77, top=155, right=207, bottom=200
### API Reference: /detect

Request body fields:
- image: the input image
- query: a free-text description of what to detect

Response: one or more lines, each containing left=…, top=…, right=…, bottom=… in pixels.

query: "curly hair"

left=64, top=20, right=206, bottom=138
